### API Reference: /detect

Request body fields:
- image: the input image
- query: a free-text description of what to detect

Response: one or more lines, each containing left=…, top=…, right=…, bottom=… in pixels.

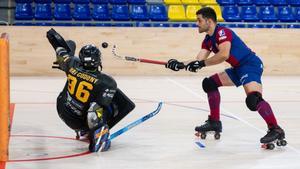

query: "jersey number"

left=67, top=74, right=93, bottom=103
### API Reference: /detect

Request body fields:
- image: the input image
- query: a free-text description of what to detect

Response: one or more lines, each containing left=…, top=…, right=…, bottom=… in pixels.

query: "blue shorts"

left=225, top=55, right=264, bottom=87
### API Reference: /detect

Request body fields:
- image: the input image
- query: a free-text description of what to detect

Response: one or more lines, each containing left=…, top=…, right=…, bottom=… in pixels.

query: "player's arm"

left=186, top=28, right=233, bottom=72
left=46, top=28, right=74, bottom=71
left=196, top=48, right=211, bottom=60
left=185, top=42, right=230, bottom=72
left=203, top=41, right=231, bottom=66
left=182, top=48, right=210, bottom=65
left=165, top=46, right=211, bottom=72
left=177, top=48, right=211, bottom=68
left=55, top=47, right=72, bottom=71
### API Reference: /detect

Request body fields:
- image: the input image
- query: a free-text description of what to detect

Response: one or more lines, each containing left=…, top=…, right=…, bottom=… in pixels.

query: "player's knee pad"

left=245, top=92, right=263, bottom=111
left=87, top=102, right=104, bottom=130
left=202, top=77, right=218, bottom=93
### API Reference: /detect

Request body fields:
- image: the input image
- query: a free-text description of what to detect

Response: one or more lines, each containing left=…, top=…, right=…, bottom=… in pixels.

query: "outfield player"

left=165, top=7, right=286, bottom=148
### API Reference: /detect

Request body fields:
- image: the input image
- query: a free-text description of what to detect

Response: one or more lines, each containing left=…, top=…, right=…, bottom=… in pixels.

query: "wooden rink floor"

left=7, top=76, right=300, bottom=169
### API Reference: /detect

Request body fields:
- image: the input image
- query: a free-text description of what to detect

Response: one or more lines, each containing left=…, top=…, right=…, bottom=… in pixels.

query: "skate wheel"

left=261, top=143, right=275, bottom=150
left=195, top=132, right=200, bottom=137
left=214, top=133, right=221, bottom=140
left=267, top=143, right=275, bottom=150
left=76, top=135, right=80, bottom=140
left=276, top=141, right=281, bottom=146
left=280, top=140, right=287, bottom=146
left=261, top=144, right=267, bottom=149
left=200, top=133, right=206, bottom=139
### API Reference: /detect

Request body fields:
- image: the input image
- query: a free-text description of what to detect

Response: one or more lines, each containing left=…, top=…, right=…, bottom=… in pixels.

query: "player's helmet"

left=79, top=44, right=102, bottom=70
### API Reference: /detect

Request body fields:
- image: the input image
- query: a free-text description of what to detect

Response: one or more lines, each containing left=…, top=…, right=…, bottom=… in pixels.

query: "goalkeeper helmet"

left=79, top=44, right=102, bottom=70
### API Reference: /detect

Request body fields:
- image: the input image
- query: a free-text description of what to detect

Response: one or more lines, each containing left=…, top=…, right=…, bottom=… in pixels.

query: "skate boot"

left=260, top=126, right=287, bottom=150
left=75, top=129, right=89, bottom=140
left=89, top=124, right=111, bottom=152
left=195, top=116, right=222, bottom=140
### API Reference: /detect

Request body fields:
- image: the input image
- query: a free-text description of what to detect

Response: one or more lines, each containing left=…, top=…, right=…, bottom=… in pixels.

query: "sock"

left=257, top=100, right=278, bottom=128
left=207, top=74, right=222, bottom=121
left=208, top=90, right=221, bottom=121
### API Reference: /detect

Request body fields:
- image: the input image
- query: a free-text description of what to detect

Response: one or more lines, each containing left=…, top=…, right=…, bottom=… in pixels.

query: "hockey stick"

left=112, top=45, right=167, bottom=65
left=110, top=102, right=163, bottom=140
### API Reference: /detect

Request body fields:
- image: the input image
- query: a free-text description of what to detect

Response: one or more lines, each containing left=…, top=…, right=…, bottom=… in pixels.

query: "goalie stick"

left=110, top=102, right=163, bottom=140
left=76, top=102, right=162, bottom=149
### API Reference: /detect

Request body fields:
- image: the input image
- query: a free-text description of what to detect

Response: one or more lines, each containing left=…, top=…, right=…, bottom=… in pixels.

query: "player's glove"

left=185, top=60, right=205, bottom=72
left=165, top=59, right=185, bottom=71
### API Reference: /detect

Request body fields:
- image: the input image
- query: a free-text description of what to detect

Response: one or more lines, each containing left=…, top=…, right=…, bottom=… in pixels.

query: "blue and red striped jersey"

left=201, top=25, right=255, bottom=67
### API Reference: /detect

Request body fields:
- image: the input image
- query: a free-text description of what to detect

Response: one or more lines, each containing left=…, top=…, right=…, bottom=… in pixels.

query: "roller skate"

left=195, top=116, right=222, bottom=140
left=260, top=126, right=287, bottom=150
left=75, top=129, right=89, bottom=140
left=89, top=124, right=111, bottom=152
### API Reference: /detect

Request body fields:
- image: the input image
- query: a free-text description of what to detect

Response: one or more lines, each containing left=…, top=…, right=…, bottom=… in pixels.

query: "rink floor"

left=6, top=76, right=300, bottom=169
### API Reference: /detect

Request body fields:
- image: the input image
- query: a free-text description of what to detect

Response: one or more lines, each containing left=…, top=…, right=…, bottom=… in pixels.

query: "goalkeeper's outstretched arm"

left=55, top=47, right=72, bottom=72
left=46, top=28, right=75, bottom=71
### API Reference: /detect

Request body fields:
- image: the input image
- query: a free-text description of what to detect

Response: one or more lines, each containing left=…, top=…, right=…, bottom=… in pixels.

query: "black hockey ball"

left=102, top=42, right=108, bottom=48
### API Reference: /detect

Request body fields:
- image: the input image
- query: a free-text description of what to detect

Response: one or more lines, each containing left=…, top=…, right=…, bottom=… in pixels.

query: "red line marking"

left=7, top=104, right=92, bottom=163
left=0, top=161, right=5, bottom=169
left=8, top=134, right=91, bottom=162
left=1, top=104, right=16, bottom=169
left=9, top=151, right=91, bottom=162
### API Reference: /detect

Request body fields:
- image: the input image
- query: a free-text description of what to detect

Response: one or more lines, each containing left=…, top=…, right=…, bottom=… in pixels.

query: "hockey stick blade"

left=110, top=102, right=163, bottom=140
